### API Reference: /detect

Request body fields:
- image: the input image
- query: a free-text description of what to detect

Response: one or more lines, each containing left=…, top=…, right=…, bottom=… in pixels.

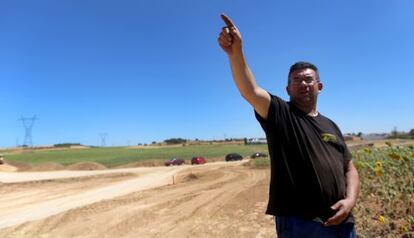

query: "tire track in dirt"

left=0, top=173, right=135, bottom=222
left=0, top=162, right=274, bottom=237
left=0, top=167, right=188, bottom=229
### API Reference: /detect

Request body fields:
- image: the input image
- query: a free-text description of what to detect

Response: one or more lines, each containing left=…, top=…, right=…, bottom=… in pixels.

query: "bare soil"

left=0, top=161, right=275, bottom=238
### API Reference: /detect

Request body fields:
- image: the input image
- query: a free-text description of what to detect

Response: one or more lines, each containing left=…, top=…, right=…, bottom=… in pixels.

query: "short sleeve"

left=254, top=93, right=287, bottom=132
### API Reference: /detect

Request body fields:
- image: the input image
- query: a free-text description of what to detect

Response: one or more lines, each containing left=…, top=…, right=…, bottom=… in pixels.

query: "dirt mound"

left=204, top=157, right=224, bottom=163
left=243, top=159, right=255, bottom=167
left=4, top=160, right=33, bottom=171
left=66, top=162, right=107, bottom=171
left=31, top=162, right=65, bottom=171
left=243, top=158, right=270, bottom=169
left=0, top=162, right=275, bottom=237
left=0, top=163, right=18, bottom=172
left=177, top=173, right=199, bottom=183
left=115, top=160, right=166, bottom=168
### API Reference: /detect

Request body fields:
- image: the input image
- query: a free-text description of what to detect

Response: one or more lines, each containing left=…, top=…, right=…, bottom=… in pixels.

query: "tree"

left=409, top=129, right=414, bottom=139
left=164, top=138, right=187, bottom=145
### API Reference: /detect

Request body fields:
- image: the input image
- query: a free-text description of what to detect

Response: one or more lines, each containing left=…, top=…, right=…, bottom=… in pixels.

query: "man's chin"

left=294, top=98, right=314, bottom=107
left=291, top=96, right=315, bottom=105
left=299, top=96, right=311, bottom=103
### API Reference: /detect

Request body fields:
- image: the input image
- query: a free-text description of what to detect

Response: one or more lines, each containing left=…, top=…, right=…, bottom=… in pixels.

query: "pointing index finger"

left=221, top=14, right=235, bottom=28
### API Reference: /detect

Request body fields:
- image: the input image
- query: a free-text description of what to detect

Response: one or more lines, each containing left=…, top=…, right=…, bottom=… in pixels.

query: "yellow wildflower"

left=399, top=224, right=408, bottom=233
left=388, top=152, right=401, bottom=160
left=374, top=161, right=383, bottom=177
left=379, top=215, right=385, bottom=223
left=374, top=169, right=382, bottom=177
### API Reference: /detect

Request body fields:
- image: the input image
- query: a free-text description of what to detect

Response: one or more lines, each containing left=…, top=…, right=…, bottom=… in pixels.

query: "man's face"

left=286, top=68, right=323, bottom=107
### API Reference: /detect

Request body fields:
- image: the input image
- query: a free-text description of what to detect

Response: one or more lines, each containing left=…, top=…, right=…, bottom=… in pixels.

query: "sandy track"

left=0, top=161, right=274, bottom=237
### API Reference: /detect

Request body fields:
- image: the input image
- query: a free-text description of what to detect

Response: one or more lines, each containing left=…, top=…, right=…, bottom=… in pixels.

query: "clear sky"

left=1, top=0, right=413, bottom=147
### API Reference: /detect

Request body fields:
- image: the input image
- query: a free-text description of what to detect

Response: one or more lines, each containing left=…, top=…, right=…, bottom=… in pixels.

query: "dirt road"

left=0, top=161, right=275, bottom=238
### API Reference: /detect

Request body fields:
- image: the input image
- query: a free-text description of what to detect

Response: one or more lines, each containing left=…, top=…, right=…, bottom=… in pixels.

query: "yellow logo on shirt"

left=321, top=133, right=337, bottom=143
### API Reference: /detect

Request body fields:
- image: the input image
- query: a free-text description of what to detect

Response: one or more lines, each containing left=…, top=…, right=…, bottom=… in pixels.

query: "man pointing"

left=218, top=14, right=360, bottom=238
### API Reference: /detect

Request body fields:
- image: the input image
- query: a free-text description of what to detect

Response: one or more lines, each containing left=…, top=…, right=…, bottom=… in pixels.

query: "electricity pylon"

left=19, top=115, right=38, bottom=147
left=99, top=133, right=108, bottom=147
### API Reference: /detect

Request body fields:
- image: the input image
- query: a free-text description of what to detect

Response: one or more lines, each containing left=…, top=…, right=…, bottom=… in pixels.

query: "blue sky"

left=1, top=0, right=413, bottom=147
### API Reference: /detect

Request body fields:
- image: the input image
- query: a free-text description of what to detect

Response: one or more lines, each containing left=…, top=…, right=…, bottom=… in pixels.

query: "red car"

left=191, top=156, right=206, bottom=165
left=164, top=158, right=185, bottom=166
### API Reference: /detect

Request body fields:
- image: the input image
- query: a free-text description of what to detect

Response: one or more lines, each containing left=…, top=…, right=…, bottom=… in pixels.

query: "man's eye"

left=305, top=76, right=313, bottom=82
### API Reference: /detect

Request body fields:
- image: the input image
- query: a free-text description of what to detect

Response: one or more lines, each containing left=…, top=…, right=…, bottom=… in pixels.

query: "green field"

left=4, top=144, right=268, bottom=167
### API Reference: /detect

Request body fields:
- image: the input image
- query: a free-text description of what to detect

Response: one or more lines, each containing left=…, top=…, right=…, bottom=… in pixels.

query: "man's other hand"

left=324, top=198, right=355, bottom=226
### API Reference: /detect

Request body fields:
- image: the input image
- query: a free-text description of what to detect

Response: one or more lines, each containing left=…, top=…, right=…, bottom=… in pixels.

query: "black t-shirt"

left=255, top=93, right=352, bottom=222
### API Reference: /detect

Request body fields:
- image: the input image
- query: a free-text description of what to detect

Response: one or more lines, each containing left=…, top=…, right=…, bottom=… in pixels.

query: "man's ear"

left=286, top=85, right=290, bottom=96
left=318, top=82, right=323, bottom=92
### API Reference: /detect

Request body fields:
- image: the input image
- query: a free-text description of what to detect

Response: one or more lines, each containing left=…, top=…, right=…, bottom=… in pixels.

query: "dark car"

left=225, top=153, right=243, bottom=161
left=191, top=156, right=207, bottom=165
left=164, top=158, right=185, bottom=166
left=250, top=152, right=268, bottom=159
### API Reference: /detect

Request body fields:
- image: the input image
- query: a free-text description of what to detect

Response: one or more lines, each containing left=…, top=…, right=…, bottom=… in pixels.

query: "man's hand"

left=325, top=160, right=360, bottom=226
left=216, top=13, right=271, bottom=119
left=217, top=14, right=242, bottom=56
left=324, top=198, right=355, bottom=226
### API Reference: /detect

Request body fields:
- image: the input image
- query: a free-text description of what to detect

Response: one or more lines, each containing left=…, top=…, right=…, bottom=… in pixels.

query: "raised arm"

left=218, top=14, right=271, bottom=119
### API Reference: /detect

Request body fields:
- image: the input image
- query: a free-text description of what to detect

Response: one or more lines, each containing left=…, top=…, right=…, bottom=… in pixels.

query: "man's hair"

left=288, top=61, right=320, bottom=83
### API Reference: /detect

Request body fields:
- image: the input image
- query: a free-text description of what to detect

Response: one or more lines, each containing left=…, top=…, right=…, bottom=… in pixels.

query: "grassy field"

left=3, top=144, right=268, bottom=167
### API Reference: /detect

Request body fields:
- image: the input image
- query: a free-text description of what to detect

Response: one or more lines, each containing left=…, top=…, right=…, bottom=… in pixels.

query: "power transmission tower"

left=99, top=133, right=108, bottom=147
left=19, top=115, right=38, bottom=147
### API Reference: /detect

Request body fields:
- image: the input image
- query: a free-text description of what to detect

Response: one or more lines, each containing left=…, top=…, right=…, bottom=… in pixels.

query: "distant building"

left=343, top=134, right=363, bottom=141
left=361, top=133, right=389, bottom=140
left=246, top=138, right=267, bottom=144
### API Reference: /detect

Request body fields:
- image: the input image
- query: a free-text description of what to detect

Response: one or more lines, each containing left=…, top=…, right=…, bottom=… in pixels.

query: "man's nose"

left=298, top=81, right=309, bottom=88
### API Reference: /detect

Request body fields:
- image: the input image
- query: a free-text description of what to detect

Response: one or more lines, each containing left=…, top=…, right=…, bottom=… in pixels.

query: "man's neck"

left=291, top=101, right=318, bottom=117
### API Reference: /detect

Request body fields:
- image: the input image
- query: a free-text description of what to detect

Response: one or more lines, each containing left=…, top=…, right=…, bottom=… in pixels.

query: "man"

left=217, top=14, right=360, bottom=238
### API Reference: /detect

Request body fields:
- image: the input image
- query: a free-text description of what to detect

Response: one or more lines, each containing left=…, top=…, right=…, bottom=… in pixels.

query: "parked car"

left=164, top=158, right=185, bottom=166
left=250, top=152, right=268, bottom=159
left=225, top=153, right=243, bottom=161
left=191, top=156, right=206, bottom=165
